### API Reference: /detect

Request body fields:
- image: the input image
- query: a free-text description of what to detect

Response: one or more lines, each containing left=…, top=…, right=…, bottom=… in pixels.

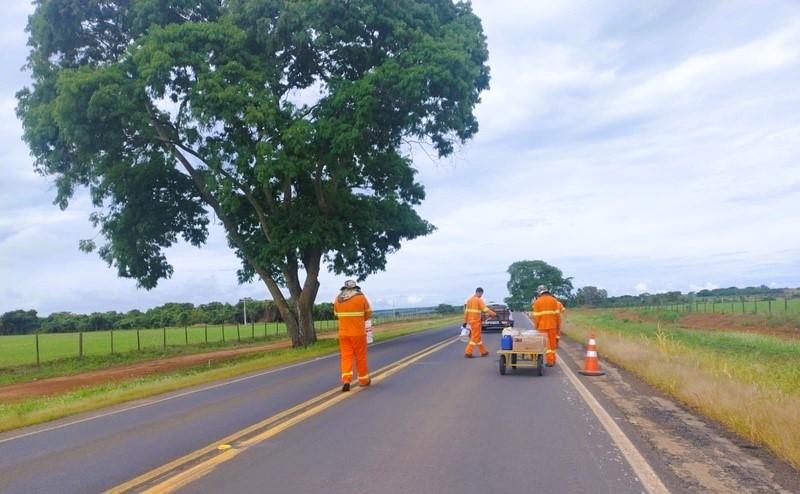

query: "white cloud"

left=2, top=0, right=800, bottom=313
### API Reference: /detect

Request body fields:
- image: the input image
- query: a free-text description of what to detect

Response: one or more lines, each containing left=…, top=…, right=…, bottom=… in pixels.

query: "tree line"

left=0, top=300, right=335, bottom=336
left=502, top=259, right=798, bottom=310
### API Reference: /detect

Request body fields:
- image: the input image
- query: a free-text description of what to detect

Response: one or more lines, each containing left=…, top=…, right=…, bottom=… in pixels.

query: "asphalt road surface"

left=0, top=316, right=665, bottom=494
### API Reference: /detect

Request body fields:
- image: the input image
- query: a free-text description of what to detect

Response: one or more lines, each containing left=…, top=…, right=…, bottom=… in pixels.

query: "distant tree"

left=504, top=260, right=573, bottom=310
left=0, top=310, right=41, bottom=335
left=574, top=286, right=608, bottom=306
left=436, top=303, right=459, bottom=314
left=17, top=0, right=489, bottom=347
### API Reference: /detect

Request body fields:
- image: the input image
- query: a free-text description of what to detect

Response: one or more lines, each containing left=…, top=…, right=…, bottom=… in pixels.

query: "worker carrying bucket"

left=463, top=287, right=496, bottom=358
left=334, top=280, right=373, bottom=392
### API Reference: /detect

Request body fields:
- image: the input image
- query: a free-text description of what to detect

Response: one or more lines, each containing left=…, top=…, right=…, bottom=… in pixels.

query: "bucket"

left=501, top=335, right=513, bottom=351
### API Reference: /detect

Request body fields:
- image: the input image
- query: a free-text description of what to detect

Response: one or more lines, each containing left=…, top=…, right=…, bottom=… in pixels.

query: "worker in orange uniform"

left=463, top=287, right=496, bottom=358
left=532, top=285, right=562, bottom=366
left=334, top=280, right=373, bottom=392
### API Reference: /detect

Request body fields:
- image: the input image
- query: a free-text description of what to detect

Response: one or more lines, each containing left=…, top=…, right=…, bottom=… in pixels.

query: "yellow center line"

left=108, top=336, right=458, bottom=494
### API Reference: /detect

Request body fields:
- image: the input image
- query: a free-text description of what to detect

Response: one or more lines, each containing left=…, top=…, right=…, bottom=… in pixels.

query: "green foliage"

left=17, top=0, right=490, bottom=346
left=436, top=303, right=459, bottom=314
left=504, top=260, right=573, bottom=309
left=0, top=310, right=41, bottom=335
left=573, top=286, right=608, bottom=306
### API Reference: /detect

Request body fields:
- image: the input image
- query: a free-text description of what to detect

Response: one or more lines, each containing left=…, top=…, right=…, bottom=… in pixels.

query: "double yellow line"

left=108, top=336, right=457, bottom=494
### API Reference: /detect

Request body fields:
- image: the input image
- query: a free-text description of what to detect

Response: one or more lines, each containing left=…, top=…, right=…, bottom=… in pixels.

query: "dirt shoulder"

left=559, top=334, right=800, bottom=493
left=0, top=320, right=434, bottom=404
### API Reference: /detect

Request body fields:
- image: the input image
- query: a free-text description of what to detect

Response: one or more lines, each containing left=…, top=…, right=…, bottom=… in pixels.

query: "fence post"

left=275, top=321, right=278, bottom=335
left=768, top=299, right=772, bottom=314
left=754, top=300, right=758, bottom=314
left=237, top=323, right=240, bottom=342
left=163, top=327, right=167, bottom=349
left=741, top=298, right=745, bottom=314
left=251, top=322, right=255, bottom=340
left=137, top=329, right=141, bottom=351
left=35, top=333, right=40, bottom=366
left=185, top=326, right=188, bottom=345
left=111, top=330, right=114, bottom=355
left=205, top=324, right=208, bottom=344
left=222, top=323, right=226, bottom=343
left=79, top=332, right=83, bottom=358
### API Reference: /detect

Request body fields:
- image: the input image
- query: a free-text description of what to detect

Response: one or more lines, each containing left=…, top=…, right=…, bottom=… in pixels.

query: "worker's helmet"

left=341, top=280, right=361, bottom=290
left=536, top=285, right=549, bottom=294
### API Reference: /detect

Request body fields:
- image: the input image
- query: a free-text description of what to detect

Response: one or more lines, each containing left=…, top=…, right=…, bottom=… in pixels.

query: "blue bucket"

left=501, top=335, right=513, bottom=351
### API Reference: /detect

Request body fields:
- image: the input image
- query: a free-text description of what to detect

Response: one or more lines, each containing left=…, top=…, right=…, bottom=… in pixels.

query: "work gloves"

left=461, top=323, right=468, bottom=329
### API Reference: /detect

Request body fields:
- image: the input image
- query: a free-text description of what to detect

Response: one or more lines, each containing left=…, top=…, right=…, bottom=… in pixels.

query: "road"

left=0, top=315, right=667, bottom=494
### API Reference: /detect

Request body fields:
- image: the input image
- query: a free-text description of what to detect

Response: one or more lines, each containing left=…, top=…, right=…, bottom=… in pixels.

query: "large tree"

left=17, top=0, right=490, bottom=346
left=504, top=260, right=573, bottom=310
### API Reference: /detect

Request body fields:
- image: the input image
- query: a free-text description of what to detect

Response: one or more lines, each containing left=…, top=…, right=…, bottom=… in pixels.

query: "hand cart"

left=497, top=350, right=544, bottom=376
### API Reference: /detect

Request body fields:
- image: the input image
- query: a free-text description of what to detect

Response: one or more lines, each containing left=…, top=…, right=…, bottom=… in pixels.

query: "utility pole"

left=242, top=297, right=252, bottom=325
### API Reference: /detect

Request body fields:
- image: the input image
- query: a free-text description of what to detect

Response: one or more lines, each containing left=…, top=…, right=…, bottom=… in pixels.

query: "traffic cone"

left=579, top=333, right=605, bottom=376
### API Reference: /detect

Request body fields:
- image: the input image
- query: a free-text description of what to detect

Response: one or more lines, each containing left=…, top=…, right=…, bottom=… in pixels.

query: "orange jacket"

left=464, top=295, right=495, bottom=324
left=334, top=293, right=373, bottom=337
left=533, top=294, right=562, bottom=331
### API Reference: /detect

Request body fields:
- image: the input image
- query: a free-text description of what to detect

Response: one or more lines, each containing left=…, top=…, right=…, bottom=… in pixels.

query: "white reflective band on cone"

left=588, top=339, right=596, bottom=345
left=586, top=351, right=598, bottom=358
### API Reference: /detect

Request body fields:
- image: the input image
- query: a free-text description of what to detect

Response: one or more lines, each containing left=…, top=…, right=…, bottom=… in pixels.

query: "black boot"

left=342, top=382, right=351, bottom=392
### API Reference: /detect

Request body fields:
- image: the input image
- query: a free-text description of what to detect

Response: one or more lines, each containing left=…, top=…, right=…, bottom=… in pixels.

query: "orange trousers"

left=541, top=328, right=558, bottom=365
left=464, top=321, right=487, bottom=356
left=339, top=335, right=370, bottom=384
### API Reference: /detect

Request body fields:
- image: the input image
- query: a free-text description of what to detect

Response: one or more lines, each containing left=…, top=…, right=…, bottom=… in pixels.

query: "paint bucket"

left=501, top=335, right=513, bottom=351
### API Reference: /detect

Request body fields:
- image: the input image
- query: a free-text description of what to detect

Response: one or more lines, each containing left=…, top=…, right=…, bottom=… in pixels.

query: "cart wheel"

left=511, top=354, right=517, bottom=369
left=537, top=354, right=544, bottom=376
left=499, top=355, right=507, bottom=375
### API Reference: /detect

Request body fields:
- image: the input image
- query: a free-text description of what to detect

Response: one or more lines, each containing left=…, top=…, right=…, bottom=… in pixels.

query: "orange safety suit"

left=334, top=292, right=372, bottom=385
left=464, top=295, right=496, bottom=356
left=533, top=293, right=562, bottom=365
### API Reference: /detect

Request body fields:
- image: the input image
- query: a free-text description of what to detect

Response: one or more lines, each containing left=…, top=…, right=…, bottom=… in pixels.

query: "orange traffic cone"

left=579, top=333, right=605, bottom=376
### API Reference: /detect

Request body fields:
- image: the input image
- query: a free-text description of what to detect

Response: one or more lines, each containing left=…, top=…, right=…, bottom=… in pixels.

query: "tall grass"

left=565, top=310, right=800, bottom=469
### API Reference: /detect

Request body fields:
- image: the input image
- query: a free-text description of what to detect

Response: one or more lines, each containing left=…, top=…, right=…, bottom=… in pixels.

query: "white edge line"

left=0, top=325, right=457, bottom=445
left=559, top=350, right=669, bottom=494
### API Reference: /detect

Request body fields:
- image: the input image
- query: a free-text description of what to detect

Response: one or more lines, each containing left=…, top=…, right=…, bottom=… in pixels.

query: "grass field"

left=565, top=309, right=800, bottom=469
left=0, top=320, right=342, bottom=368
left=640, top=297, right=800, bottom=315
left=0, top=316, right=460, bottom=433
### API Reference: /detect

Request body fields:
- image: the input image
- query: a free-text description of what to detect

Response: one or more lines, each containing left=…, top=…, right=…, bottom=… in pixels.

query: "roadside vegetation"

left=565, top=309, right=800, bottom=469
left=0, top=316, right=459, bottom=434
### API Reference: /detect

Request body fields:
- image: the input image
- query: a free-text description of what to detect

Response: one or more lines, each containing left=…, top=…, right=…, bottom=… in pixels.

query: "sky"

left=2, top=0, right=800, bottom=315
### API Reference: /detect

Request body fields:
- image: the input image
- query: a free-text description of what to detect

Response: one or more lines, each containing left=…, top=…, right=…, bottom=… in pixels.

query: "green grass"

left=0, top=320, right=343, bottom=368
left=565, top=309, right=800, bottom=468
left=640, top=297, right=800, bottom=316
left=571, top=311, right=800, bottom=394
left=0, top=316, right=459, bottom=434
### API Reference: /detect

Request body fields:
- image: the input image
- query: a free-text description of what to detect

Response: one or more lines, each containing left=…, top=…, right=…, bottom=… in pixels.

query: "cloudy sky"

left=2, top=0, right=799, bottom=315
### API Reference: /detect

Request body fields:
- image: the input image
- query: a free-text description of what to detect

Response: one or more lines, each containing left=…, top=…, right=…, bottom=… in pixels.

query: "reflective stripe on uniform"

left=546, top=349, right=556, bottom=354
left=336, top=311, right=366, bottom=317
left=532, top=310, right=561, bottom=316
left=341, top=372, right=353, bottom=377
left=464, top=308, right=482, bottom=314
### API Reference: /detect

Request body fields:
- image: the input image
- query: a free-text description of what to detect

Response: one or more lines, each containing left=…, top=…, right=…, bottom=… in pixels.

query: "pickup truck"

left=482, top=302, right=514, bottom=331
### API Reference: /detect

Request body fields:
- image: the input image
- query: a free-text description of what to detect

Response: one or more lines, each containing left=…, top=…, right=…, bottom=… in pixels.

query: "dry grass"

left=565, top=314, right=800, bottom=469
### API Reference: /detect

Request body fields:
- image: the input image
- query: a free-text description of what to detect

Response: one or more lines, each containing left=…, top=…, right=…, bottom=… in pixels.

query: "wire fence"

left=0, top=307, right=446, bottom=368
left=609, top=297, right=800, bottom=316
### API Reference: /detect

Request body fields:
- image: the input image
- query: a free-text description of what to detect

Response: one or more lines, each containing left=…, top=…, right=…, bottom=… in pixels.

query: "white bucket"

left=459, top=326, right=470, bottom=343
left=366, top=320, right=374, bottom=344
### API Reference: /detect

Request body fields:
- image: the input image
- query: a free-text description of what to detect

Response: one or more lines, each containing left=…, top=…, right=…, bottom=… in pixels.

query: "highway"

left=0, top=315, right=667, bottom=494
